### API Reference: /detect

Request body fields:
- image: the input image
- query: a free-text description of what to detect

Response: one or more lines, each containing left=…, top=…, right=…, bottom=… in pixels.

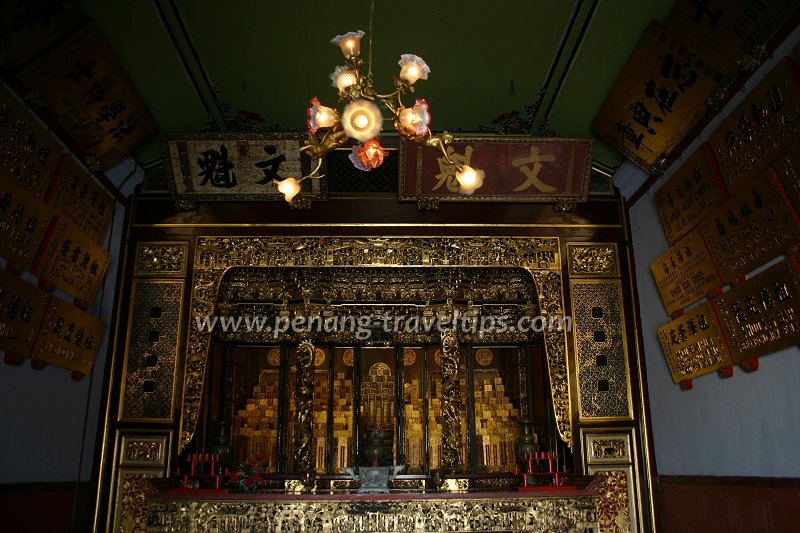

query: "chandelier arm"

left=297, top=157, right=325, bottom=182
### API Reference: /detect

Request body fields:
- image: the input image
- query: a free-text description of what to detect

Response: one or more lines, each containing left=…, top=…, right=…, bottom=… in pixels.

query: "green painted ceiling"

left=78, top=0, right=676, bottom=168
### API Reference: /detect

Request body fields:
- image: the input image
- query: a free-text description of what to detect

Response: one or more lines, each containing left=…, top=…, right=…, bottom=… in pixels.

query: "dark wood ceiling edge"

left=529, top=0, right=601, bottom=136
left=152, top=0, right=225, bottom=130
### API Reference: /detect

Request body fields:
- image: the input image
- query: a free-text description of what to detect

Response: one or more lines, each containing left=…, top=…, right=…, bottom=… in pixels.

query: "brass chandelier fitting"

left=274, top=3, right=484, bottom=204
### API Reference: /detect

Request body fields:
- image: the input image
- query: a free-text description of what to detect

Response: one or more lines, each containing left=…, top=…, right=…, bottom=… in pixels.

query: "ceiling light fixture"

left=274, top=0, right=484, bottom=203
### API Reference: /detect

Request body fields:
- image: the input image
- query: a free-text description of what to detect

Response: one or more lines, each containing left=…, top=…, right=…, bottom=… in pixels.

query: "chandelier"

left=274, top=6, right=484, bottom=204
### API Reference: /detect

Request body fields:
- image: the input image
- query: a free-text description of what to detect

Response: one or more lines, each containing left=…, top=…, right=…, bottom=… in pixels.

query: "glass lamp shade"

left=274, top=177, right=302, bottom=202
left=398, top=54, right=430, bottom=84
left=331, top=30, right=365, bottom=59
left=455, top=165, right=485, bottom=195
left=341, top=98, right=383, bottom=143
left=397, top=98, right=431, bottom=136
left=353, top=138, right=388, bottom=170
left=307, top=97, right=339, bottom=134
left=330, top=66, right=358, bottom=92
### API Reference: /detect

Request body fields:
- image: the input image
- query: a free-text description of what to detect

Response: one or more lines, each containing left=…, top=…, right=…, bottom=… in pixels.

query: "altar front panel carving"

left=146, top=493, right=598, bottom=533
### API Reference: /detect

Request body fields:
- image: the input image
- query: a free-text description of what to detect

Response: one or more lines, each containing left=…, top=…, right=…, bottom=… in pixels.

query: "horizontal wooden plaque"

left=0, top=85, right=62, bottom=200
left=0, top=269, right=51, bottom=357
left=714, top=258, right=800, bottom=363
left=708, top=60, right=800, bottom=194
left=32, top=296, right=105, bottom=374
left=17, top=22, right=157, bottom=169
left=657, top=301, right=733, bottom=383
left=0, top=177, right=54, bottom=270
left=164, top=133, right=325, bottom=201
left=655, top=143, right=727, bottom=244
left=651, top=227, right=722, bottom=315
left=592, top=22, right=720, bottom=171
left=700, top=171, right=800, bottom=283
left=33, top=216, right=111, bottom=303
left=399, top=136, right=592, bottom=202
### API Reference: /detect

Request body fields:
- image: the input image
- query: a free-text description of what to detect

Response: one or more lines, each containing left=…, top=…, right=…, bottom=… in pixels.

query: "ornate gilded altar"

left=97, top=191, right=652, bottom=533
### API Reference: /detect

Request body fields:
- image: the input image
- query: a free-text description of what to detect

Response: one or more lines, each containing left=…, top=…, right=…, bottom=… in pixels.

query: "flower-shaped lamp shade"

left=455, top=165, right=485, bottom=195
left=341, top=98, right=383, bottom=143
left=307, top=97, right=339, bottom=134
left=398, top=54, right=430, bottom=85
left=331, top=30, right=365, bottom=59
left=397, top=98, right=431, bottom=136
left=355, top=138, right=388, bottom=169
left=330, top=66, right=358, bottom=92
left=275, top=177, right=302, bottom=202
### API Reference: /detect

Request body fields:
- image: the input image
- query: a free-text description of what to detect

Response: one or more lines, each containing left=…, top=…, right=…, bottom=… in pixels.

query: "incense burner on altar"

left=342, top=465, right=405, bottom=494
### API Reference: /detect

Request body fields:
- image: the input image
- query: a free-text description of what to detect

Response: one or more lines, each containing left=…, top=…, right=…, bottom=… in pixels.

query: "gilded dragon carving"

left=294, top=339, right=315, bottom=472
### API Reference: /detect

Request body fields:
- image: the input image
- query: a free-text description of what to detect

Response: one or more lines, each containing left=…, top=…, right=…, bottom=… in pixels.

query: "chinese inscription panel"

left=165, top=133, right=324, bottom=200
left=592, top=22, right=721, bottom=171
left=715, top=258, right=800, bottom=363
left=655, top=144, right=726, bottom=245
left=399, top=136, right=592, bottom=201
left=651, top=227, right=722, bottom=314
left=657, top=301, right=732, bottom=383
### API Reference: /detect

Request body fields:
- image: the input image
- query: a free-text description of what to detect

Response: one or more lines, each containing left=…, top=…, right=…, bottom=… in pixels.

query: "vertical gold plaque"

left=0, top=85, right=62, bottom=199
left=0, top=177, right=53, bottom=269
left=48, top=157, right=114, bottom=244
left=0, top=269, right=51, bottom=356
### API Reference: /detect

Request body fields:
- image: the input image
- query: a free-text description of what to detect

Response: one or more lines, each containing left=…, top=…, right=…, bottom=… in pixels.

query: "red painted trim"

left=44, top=154, right=69, bottom=205
left=708, top=298, right=736, bottom=368
left=769, top=167, right=800, bottom=230
left=702, top=142, right=730, bottom=199
left=31, top=214, right=60, bottom=275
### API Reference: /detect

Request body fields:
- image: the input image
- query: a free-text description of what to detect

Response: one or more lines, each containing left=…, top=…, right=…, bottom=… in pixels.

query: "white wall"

left=626, top=26, right=800, bottom=477
left=0, top=156, right=141, bottom=483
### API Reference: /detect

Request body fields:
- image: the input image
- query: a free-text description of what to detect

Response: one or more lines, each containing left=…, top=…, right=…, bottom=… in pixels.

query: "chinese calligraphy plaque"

left=16, top=22, right=157, bottom=169
left=651, top=227, right=722, bottom=315
left=32, top=296, right=105, bottom=374
left=0, top=269, right=51, bottom=357
left=165, top=133, right=325, bottom=201
left=33, top=217, right=111, bottom=303
left=715, top=258, right=800, bottom=363
left=399, top=136, right=592, bottom=202
left=700, top=171, right=800, bottom=283
left=0, top=86, right=62, bottom=200
left=708, top=60, right=800, bottom=194
left=0, top=178, right=53, bottom=270
left=592, top=22, right=721, bottom=171
left=48, top=157, right=113, bottom=243
left=657, top=301, right=732, bottom=383
left=655, top=143, right=727, bottom=245
left=664, top=0, right=798, bottom=79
